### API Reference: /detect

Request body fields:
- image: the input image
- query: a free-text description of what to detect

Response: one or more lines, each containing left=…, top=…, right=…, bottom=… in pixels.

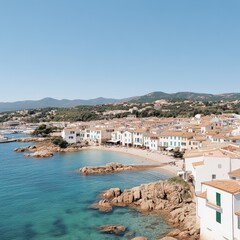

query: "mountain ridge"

left=0, top=92, right=240, bottom=112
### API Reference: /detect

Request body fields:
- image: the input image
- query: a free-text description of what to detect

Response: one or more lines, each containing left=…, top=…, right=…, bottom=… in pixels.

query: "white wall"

left=199, top=185, right=234, bottom=240
left=195, top=157, right=230, bottom=193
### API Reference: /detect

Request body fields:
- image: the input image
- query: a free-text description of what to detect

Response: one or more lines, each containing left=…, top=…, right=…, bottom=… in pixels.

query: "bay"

left=0, top=135, right=173, bottom=240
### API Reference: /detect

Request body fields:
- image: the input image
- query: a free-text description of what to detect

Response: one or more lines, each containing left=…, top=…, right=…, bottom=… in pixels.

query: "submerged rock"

left=131, top=237, right=148, bottom=240
left=159, top=237, right=177, bottom=240
left=98, top=224, right=126, bottom=235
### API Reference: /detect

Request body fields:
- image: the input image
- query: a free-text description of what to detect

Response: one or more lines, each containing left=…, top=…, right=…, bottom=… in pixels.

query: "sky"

left=0, top=0, right=239, bottom=102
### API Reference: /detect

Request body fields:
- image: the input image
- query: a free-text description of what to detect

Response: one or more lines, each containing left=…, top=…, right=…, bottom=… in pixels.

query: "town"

left=1, top=103, right=240, bottom=239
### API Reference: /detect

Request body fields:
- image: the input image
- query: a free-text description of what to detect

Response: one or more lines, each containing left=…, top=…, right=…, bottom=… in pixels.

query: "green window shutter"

left=216, top=211, right=221, bottom=223
left=216, top=193, right=221, bottom=206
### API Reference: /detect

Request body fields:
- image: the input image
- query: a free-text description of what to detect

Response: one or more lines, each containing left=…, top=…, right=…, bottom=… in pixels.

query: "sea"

left=0, top=134, right=173, bottom=240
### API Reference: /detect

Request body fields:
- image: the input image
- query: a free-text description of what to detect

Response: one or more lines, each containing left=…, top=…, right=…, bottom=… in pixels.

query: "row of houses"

left=61, top=127, right=205, bottom=151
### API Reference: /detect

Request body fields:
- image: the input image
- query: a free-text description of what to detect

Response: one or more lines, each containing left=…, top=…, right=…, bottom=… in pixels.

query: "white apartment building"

left=110, top=130, right=123, bottom=144
left=85, top=128, right=114, bottom=144
left=197, top=180, right=240, bottom=240
left=143, top=134, right=159, bottom=151
left=132, top=129, right=145, bottom=147
left=159, top=131, right=198, bottom=151
left=121, top=130, right=133, bottom=146
left=61, top=128, right=81, bottom=144
left=184, top=146, right=240, bottom=193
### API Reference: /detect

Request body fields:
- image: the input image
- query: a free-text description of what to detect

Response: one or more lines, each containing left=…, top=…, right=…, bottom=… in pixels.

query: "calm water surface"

left=0, top=135, right=173, bottom=240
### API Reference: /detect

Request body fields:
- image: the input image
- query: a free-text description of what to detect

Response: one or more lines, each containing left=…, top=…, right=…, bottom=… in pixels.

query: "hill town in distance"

left=1, top=91, right=240, bottom=239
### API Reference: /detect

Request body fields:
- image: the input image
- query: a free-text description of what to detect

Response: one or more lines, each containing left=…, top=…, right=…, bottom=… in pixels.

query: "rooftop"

left=202, top=180, right=240, bottom=194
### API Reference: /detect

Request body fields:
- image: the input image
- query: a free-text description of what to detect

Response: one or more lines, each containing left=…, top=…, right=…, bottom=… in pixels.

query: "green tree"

left=51, top=137, right=68, bottom=148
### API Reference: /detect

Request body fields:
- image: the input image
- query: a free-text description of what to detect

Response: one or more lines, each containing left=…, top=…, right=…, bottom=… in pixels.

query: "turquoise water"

left=0, top=136, right=173, bottom=240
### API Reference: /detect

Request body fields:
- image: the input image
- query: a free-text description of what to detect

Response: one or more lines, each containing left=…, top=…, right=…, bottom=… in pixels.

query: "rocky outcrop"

left=14, top=145, right=37, bottom=152
left=95, top=178, right=199, bottom=239
left=80, top=162, right=133, bottom=174
left=14, top=141, right=82, bottom=158
left=80, top=162, right=164, bottom=175
left=16, top=137, right=46, bottom=142
left=98, top=224, right=126, bottom=235
left=24, top=150, right=54, bottom=158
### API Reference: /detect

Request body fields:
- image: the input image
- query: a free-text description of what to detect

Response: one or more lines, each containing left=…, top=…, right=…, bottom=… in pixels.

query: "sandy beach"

left=86, top=145, right=183, bottom=175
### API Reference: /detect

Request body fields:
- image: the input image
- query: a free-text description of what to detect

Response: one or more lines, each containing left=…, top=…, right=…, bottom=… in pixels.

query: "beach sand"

left=86, top=145, right=183, bottom=175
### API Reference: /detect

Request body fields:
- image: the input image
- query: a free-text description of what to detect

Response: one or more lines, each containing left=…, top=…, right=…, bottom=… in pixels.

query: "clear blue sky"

left=0, top=0, right=239, bottom=102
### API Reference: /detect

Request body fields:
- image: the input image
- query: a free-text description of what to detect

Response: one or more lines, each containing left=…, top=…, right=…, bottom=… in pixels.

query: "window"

left=216, top=211, right=221, bottom=223
left=216, top=192, right=221, bottom=206
left=212, top=174, right=216, bottom=180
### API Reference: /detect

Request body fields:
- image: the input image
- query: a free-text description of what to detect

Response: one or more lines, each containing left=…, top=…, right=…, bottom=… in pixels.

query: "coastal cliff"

left=94, top=177, right=199, bottom=240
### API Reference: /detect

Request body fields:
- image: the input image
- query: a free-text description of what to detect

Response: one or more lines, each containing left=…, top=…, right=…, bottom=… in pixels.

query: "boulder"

left=103, top=188, right=121, bottom=199
left=24, top=150, right=53, bottom=158
left=131, top=237, right=148, bottom=240
left=98, top=199, right=112, bottom=211
left=132, top=187, right=141, bottom=201
left=98, top=224, right=126, bottom=235
left=140, top=200, right=154, bottom=211
left=159, top=237, right=177, bottom=240
left=167, top=229, right=181, bottom=237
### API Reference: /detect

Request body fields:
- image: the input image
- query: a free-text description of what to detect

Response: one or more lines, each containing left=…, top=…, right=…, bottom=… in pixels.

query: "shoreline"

left=15, top=137, right=183, bottom=176
left=83, top=145, right=183, bottom=176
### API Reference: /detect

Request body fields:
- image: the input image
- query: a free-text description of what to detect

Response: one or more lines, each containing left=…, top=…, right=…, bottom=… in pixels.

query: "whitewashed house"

left=121, top=130, right=133, bottom=146
left=132, top=129, right=145, bottom=147
left=85, top=128, right=114, bottom=144
left=143, top=133, right=159, bottom=151
left=197, top=179, right=240, bottom=240
left=61, top=128, right=81, bottom=143
left=110, top=130, right=123, bottom=144
left=159, top=131, right=196, bottom=151
left=183, top=144, right=240, bottom=193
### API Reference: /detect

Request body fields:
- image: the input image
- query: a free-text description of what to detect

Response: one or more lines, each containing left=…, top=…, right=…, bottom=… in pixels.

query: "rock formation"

left=95, top=177, right=199, bottom=239
left=80, top=162, right=164, bottom=175
left=14, top=141, right=81, bottom=158
left=98, top=224, right=126, bottom=235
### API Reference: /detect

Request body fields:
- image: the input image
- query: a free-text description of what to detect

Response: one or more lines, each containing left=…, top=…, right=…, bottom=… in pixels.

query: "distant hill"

left=130, top=92, right=240, bottom=103
left=0, top=92, right=240, bottom=112
left=0, top=97, right=132, bottom=112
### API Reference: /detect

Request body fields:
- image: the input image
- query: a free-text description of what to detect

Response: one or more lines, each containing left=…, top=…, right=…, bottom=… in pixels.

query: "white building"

left=110, top=130, right=123, bottom=144
left=85, top=128, right=114, bottom=144
left=159, top=131, right=198, bottom=151
left=197, top=179, right=240, bottom=240
left=143, top=134, right=159, bottom=151
left=61, top=128, right=81, bottom=144
left=184, top=145, right=240, bottom=193
left=132, top=129, right=145, bottom=147
left=121, top=130, right=133, bottom=146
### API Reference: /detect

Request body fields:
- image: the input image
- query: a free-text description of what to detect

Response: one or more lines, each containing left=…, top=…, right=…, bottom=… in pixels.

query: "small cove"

left=0, top=137, right=173, bottom=240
